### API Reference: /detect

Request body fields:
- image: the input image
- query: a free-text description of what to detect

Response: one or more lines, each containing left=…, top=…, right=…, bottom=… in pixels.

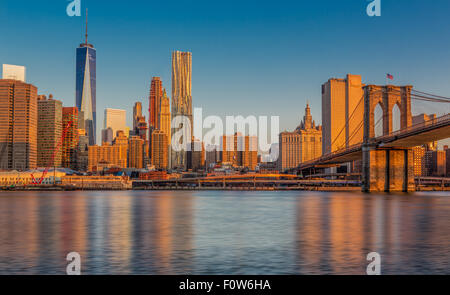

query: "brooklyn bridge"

left=134, top=84, right=450, bottom=193
left=292, top=85, right=450, bottom=192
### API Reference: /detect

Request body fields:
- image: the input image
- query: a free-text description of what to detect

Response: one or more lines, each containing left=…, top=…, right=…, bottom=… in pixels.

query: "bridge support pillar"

left=362, top=145, right=415, bottom=192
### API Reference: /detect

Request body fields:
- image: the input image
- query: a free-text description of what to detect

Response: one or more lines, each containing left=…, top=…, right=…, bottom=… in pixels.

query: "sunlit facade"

left=171, top=51, right=192, bottom=169
left=76, top=43, right=96, bottom=145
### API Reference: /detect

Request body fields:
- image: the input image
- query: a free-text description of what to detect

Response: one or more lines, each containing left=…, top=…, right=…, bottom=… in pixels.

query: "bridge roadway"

left=294, top=113, right=450, bottom=171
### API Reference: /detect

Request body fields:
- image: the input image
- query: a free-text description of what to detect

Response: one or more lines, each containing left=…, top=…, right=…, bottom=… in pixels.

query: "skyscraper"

left=61, top=107, right=79, bottom=169
left=128, top=136, right=145, bottom=169
left=149, top=77, right=163, bottom=131
left=171, top=51, right=192, bottom=169
left=151, top=130, right=169, bottom=170
left=322, top=74, right=364, bottom=154
left=76, top=12, right=96, bottom=145
left=160, top=88, right=171, bottom=145
left=37, top=95, right=63, bottom=168
left=133, top=102, right=143, bottom=131
left=2, top=64, right=26, bottom=82
left=104, top=108, right=127, bottom=140
left=0, top=79, right=38, bottom=170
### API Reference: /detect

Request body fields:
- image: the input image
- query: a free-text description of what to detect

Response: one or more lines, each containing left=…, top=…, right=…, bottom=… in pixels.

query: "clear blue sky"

left=1, top=0, right=449, bottom=145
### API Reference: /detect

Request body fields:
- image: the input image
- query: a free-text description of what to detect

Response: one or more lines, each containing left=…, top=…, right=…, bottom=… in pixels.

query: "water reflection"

left=0, top=191, right=449, bottom=274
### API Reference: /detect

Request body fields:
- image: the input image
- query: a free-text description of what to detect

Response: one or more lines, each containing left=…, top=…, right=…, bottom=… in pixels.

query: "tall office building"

left=37, top=95, right=63, bottom=168
left=412, top=146, right=427, bottom=177
left=76, top=131, right=89, bottom=172
left=426, top=150, right=446, bottom=177
left=151, top=130, right=169, bottom=169
left=149, top=77, right=163, bottom=130
left=133, top=102, right=143, bottom=131
left=103, top=108, right=126, bottom=140
left=2, top=64, right=26, bottom=82
left=101, top=127, right=113, bottom=145
left=322, top=74, right=364, bottom=154
left=76, top=14, right=96, bottom=145
left=160, top=88, right=171, bottom=144
left=278, top=104, right=322, bottom=172
left=61, top=107, right=79, bottom=169
left=0, top=79, right=38, bottom=170
left=171, top=51, right=192, bottom=169
left=128, top=136, right=145, bottom=169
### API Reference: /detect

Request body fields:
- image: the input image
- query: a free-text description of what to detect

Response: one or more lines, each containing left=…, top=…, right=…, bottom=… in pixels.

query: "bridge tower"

left=362, top=85, right=415, bottom=192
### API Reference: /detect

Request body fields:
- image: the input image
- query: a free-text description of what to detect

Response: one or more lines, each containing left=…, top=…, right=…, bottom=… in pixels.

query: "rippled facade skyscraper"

left=75, top=20, right=96, bottom=146
left=171, top=51, right=192, bottom=169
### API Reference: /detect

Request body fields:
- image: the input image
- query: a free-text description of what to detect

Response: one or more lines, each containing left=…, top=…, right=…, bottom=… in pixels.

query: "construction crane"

left=31, top=121, right=74, bottom=185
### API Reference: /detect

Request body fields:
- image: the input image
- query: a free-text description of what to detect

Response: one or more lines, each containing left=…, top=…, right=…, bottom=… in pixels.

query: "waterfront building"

left=151, top=130, right=168, bottom=169
left=2, top=64, right=26, bottom=82
left=61, top=107, right=79, bottom=170
left=37, top=95, right=63, bottom=168
left=0, top=79, right=38, bottom=170
left=322, top=74, right=364, bottom=154
left=88, top=143, right=127, bottom=172
left=278, top=104, right=322, bottom=172
left=171, top=51, right=192, bottom=169
left=0, top=170, right=67, bottom=186
left=104, top=108, right=126, bottom=140
left=221, top=133, right=258, bottom=170
left=75, top=21, right=96, bottom=145
left=128, top=136, right=145, bottom=169
left=60, top=175, right=130, bottom=190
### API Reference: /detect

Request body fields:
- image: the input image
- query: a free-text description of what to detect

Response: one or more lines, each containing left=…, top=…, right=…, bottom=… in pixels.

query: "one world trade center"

left=76, top=11, right=96, bottom=145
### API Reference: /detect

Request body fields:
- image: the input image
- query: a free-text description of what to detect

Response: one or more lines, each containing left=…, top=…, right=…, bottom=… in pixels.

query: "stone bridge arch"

left=362, top=85, right=415, bottom=193
left=363, top=85, right=412, bottom=141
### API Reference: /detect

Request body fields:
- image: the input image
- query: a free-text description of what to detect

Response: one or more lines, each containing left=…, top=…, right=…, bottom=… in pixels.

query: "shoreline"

left=1, top=187, right=449, bottom=192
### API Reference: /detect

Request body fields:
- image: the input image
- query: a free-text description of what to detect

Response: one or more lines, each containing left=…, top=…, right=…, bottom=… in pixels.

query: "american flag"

left=387, top=73, right=394, bottom=80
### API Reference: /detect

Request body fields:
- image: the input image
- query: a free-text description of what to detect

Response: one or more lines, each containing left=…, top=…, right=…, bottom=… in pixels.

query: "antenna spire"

left=85, top=8, right=88, bottom=45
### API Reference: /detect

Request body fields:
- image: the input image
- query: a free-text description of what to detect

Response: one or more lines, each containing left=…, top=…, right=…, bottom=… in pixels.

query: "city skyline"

left=1, top=0, right=450, bottom=145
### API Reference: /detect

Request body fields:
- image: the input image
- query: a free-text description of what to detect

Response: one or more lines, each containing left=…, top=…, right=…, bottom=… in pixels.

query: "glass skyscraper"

left=76, top=42, right=96, bottom=145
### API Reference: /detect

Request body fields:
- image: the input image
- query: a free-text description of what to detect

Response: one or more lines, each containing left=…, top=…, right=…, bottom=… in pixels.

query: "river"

left=0, top=190, right=449, bottom=274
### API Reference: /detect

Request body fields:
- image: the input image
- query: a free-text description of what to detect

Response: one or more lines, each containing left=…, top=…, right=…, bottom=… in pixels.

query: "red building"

left=62, top=107, right=79, bottom=169
left=149, top=77, right=163, bottom=131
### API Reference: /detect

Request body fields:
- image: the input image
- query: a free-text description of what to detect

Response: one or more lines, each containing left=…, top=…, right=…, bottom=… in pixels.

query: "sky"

left=1, top=0, right=449, bottom=146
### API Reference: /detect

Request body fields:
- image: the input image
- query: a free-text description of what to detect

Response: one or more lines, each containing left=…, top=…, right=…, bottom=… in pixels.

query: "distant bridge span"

left=293, top=85, right=450, bottom=192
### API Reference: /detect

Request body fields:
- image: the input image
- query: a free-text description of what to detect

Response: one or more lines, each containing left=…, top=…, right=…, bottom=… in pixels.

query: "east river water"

left=0, top=190, right=449, bottom=274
